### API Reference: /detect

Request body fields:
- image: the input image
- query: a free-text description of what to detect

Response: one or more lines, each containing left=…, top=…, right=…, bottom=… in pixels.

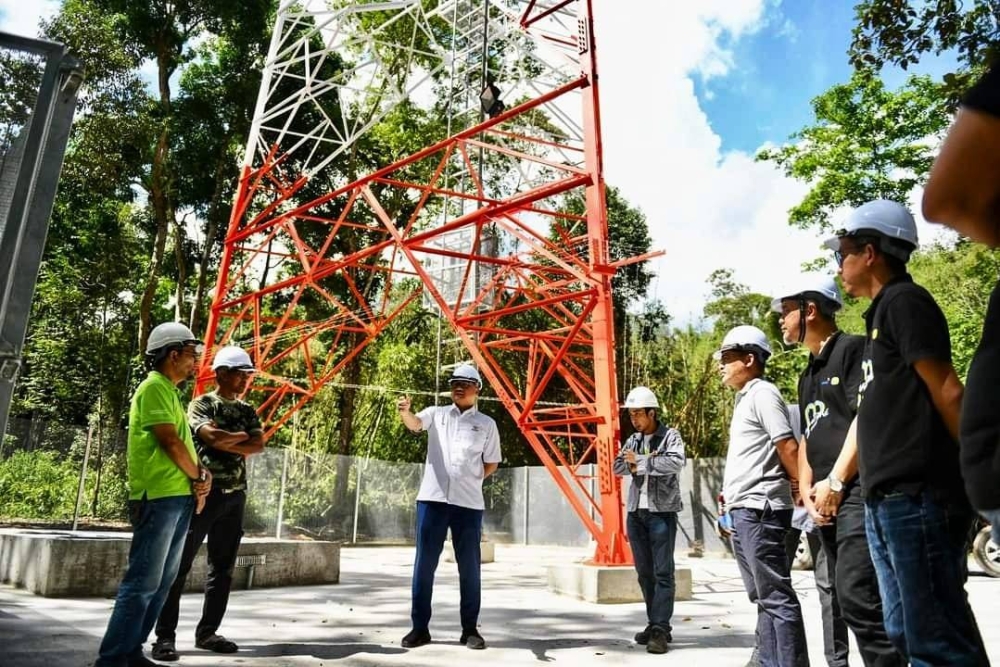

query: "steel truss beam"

left=202, top=0, right=638, bottom=564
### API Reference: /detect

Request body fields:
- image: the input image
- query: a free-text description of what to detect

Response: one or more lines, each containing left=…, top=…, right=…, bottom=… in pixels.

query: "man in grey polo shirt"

left=718, top=325, right=809, bottom=667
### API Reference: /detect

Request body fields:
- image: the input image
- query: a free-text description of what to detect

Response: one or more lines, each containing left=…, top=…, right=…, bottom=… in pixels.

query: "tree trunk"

left=137, top=50, right=175, bottom=352
left=173, top=219, right=187, bottom=323
left=189, top=153, right=229, bottom=333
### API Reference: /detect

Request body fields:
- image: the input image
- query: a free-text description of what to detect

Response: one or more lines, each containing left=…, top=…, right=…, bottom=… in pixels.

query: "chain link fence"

left=0, top=415, right=731, bottom=553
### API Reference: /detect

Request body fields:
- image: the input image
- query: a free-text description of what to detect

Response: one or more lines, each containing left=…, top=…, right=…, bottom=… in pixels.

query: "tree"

left=702, top=268, right=774, bottom=335
left=756, top=70, right=949, bottom=232
left=88, top=0, right=272, bottom=352
left=850, top=0, right=1000, bottom=105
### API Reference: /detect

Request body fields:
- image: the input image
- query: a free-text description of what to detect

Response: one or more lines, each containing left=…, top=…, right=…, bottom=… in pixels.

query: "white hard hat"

left=146, top=322, right=203, bottom=355
left=823, top=199, right=918, bottom=261
left=448, top=363, right=482, bottom=388
left=714, top=325, right=772, bottom=361
left=770, top=274, right=843, bottom=313
left=212, top=345, right=255, bottom=371
left=622, top=386, right=659, bottom=410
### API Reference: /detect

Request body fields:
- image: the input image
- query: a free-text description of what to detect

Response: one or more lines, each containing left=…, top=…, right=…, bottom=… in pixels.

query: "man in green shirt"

left=153, top=345, right=265, bottom=660
left=95, top=322, right=212, bottom=667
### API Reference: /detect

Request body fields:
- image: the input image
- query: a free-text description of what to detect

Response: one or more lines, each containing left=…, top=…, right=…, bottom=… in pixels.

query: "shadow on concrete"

left=0, top=603, right=100, bottom=667
left=238, top=641, right=408, bottom=660
left=485, top=636, right=632, bottom=662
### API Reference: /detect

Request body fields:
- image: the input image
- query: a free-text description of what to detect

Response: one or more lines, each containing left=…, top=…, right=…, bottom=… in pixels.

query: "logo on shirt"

left=857, top=358, right=874, bottom=406
left=803, top=399, right=829, bottom=437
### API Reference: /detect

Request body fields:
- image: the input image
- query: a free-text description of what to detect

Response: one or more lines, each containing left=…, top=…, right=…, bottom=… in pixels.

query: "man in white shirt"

left=396, top=363, right=502, bottom=650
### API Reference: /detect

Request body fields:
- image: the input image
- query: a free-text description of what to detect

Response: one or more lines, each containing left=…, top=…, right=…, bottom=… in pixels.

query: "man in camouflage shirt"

left=152, top=345, right=265, bottom=660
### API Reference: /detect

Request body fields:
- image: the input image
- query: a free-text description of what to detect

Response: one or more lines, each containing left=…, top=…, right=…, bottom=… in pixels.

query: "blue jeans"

left=864, top=491, right=989, bottom=667
left=411, top=501, right=484, bottom=632
left=95, top=495, right=194, bottom=667
left=626, top=509, right=677, bottom=631
left=731, top=506, right=809, bottom=667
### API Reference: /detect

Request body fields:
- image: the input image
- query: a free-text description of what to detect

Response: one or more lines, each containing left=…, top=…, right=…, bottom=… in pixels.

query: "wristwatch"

left=827, top=473, right=844, bottom=493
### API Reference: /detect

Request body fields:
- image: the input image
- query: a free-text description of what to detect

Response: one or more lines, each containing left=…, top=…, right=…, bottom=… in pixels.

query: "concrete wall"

left=487, top=458, right=731, bottom=555
left=0, top=529, right=339, bottom=598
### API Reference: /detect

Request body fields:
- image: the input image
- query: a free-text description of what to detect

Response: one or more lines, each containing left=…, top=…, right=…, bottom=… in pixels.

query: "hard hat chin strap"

left=798, top=296, right=807, bottom=344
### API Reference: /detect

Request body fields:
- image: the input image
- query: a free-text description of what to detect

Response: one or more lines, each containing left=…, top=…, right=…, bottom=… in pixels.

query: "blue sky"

left=698, top=0, right=959, bottom=155
left=697, top=0, right=856, bottom=153
left=2, top=0, right=962, bottom=323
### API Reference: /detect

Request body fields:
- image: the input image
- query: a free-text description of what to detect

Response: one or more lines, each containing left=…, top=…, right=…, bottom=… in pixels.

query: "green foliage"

left=703, top=268, right=774, bottom=336
left=0, top=451, right=81, bottom=519
left=850, top=0, right=999, bottom=105
left=0, top=451, right=76, bottom=518
left=756, top=71, right=949, bottom=232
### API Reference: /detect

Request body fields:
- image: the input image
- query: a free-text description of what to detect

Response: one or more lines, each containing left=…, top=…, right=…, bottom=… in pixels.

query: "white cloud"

left=5, top=0, right=946, bottom=327
left=0, top=0, right=58, bottom=39
left=593, top=0, right=842, bottom=324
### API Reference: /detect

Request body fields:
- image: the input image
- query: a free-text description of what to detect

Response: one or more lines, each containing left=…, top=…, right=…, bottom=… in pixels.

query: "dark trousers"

left=155, top=488, right=246, bottom=642
left=817, top=491, right=905, bottom=667
left=785, top=528, right=848, bottom=667
left=731, top=506, right=809, bottom=667
left=865, top=492, right=989, bottom=667
left=626, top=509, right=678, bottom=632
left=411, top=500, right=484, bottom=632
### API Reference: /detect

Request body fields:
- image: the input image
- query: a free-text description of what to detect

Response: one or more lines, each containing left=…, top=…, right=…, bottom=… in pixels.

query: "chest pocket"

left=454, top=421, right=486, bottom=464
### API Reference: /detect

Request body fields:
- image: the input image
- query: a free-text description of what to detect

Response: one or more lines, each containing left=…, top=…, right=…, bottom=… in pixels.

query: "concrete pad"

left=0, top=528, right=339, bottom=597
left=545, top=562, right=692, bottom=603
left=1, top=544, right=999, bottom=666
left=442, top=539, right=495, bottom=563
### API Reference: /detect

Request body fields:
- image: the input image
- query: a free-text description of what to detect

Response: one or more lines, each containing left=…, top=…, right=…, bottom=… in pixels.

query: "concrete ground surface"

left=1, top=544, right=998, bottom=666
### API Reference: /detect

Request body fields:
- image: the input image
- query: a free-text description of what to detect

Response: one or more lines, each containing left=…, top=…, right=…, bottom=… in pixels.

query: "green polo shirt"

left=127, top=370, right=198, bottom=500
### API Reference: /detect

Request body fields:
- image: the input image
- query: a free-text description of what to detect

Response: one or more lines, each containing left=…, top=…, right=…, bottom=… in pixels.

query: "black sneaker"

left=635, top=625, right=672, bottom=645
left=460, top=629, right=486, bottom=650
left=150, top=639, right=179, bottom=662
left=195, top=634, right=238, bottom=654
left=401, top=628, right=432, bottom=648
left=646, top=626, right=669, bottom=655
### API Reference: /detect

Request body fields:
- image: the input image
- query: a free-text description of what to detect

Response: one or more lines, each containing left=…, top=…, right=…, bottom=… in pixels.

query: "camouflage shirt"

left=188, top=391, right=263, bottom=491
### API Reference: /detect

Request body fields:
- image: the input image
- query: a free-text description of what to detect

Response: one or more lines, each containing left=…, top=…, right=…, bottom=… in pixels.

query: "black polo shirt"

left=959, top=63, right=1000, bottom=510
left=856, top=274, right=965, bottom=499
left=797, top=331, right=866, bottom=485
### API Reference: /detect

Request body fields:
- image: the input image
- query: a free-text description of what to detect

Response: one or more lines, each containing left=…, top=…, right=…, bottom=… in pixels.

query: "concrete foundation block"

left=0, top=528, right=340, bottom=597
left=442, top=539, right=495, bottom=563
left=546, top=561, right=692, bottom=603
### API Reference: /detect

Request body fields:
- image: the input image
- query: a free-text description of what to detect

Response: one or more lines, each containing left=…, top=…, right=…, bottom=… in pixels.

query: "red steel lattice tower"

left=199, top=0, right=655, bottom=565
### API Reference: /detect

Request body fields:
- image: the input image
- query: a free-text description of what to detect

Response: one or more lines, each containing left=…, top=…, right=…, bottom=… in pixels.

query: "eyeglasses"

left=450, top=380, right=478, bottom=390
left=833, top=236, right=876, bottom=267
left=718, top=350, right=747, bottom=364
